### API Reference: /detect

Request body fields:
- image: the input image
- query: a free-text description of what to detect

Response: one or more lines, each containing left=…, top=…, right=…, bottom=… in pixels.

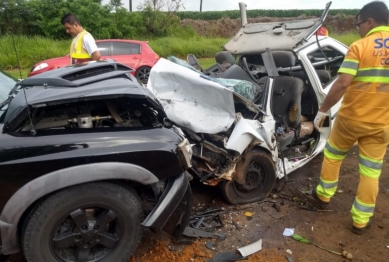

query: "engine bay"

left=21, top=97, right=161, bottom=131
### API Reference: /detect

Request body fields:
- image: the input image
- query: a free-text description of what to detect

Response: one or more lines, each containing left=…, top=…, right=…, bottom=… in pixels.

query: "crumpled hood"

left=148, top=58, right=236, bottom=134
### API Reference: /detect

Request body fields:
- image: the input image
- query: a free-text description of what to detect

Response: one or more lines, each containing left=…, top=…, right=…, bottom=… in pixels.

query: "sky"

left=102, top=0, right=377, bottom=11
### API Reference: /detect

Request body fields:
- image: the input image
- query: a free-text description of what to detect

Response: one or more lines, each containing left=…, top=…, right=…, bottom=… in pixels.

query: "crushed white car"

left=148, top=1, right=348, bottom=204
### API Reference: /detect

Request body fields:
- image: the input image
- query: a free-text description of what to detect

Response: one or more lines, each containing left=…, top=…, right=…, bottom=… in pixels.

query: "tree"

left=109, top=0, right=123, bottom=11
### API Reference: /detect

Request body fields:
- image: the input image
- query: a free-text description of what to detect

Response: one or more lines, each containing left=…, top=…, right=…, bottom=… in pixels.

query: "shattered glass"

left=168, top=56, right=258, bottom=101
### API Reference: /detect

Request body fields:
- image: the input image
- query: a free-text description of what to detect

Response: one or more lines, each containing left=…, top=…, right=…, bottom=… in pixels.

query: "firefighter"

left=313, top=1, right=389, bottom=235
left=61, top=13, right=101, bottom=65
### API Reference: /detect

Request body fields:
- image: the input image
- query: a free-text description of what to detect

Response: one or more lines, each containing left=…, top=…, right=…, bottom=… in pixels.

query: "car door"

left=297, top=38, right=348, bottom=127
left=96, top=41, right=112, bottom=60
left=111, top=41, right=141, bottom=70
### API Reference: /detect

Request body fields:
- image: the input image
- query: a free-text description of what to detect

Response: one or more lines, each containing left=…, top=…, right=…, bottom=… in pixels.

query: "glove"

left=314, top=111, right=327, bottom=132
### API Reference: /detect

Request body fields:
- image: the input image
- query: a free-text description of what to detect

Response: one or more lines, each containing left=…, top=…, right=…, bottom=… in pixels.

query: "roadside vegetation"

left=1, top=0, right=360, bottom=78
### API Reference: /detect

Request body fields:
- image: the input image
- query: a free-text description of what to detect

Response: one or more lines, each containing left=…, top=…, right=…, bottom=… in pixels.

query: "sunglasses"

left=355, top=20, right=367, bottom=30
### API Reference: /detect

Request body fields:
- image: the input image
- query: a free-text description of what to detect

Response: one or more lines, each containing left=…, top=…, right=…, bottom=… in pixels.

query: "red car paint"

left=28, top=39, right=159, bottom=82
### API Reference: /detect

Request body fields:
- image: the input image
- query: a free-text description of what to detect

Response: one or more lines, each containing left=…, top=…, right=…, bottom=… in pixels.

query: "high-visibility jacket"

left=70, top=30, right=92, bottom=64
left=338, top=26, right=389, bottom=124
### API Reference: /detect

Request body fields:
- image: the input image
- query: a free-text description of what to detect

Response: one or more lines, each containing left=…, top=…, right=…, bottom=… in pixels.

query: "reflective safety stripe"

left=359, top=155, right=383, bottom=169
left=354, top=76, right=389, bottom=83
left=319, top=179, right=338, bottom=189
left=324, top=141, right=348, bottom=160
left=316, top=177, right=338, bottom=200
left=339, top=59, right=359, bottom=75
left=359, top=154, right=382, bottom=179
left=357, top=68, right=389, bottom=77
left=353, top=197, right=375, bottom=213
left=338, top=68, right=357, bottom=75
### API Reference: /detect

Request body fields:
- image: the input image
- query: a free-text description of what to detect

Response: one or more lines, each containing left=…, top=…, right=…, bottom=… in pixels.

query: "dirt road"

left=131, top=145, right=389, bottom=262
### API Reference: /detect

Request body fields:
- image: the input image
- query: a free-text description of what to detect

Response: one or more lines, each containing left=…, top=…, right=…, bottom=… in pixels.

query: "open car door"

left=223, top=2, right=332, bottom=55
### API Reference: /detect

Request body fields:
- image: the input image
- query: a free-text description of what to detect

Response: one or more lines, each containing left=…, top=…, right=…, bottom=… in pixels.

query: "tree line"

left=0, top=0, right=188, bottom=39
left=0, top=0, right=359, bottom=40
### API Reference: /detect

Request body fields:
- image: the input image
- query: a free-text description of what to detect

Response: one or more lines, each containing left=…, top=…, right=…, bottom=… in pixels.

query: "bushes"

left=176, top=9, right=359, bottom=20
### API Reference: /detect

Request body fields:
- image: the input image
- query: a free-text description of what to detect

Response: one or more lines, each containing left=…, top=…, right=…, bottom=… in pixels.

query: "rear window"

left=96, top=42, right=111, bottom=56
left=112, top=42, right=141, bottom=55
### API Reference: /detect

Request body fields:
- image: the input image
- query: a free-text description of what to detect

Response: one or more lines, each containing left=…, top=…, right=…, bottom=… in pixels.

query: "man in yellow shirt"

left=61, top=13, right=101, bottom=65
left=313, top=1, right=389, bottom=235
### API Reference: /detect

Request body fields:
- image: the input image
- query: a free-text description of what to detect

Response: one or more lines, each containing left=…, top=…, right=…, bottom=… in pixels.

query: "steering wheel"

left=242, top=57, right=259, bottom=84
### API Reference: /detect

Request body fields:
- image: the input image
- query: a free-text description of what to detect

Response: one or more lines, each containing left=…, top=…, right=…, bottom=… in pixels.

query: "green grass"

left=5, top=69, right=30, bottom=79
left=0, top=35, right=71, bottom=70
left=331, top=32, right=359, bottom=46
left=2, top=33, right=360, bottom=76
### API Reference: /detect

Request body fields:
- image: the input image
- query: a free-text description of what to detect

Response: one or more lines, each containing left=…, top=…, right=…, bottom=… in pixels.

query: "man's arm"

left=319, top=73, right=354, bottom=113
left=91, top=50, right=101, bottom=61
left=83, top=34, right=101, bottom=61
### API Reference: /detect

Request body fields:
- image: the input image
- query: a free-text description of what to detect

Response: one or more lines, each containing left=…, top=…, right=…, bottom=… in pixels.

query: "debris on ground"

left=283, top=228, right=295, bottom=237
left=290, top=233, right=353, bottom=260
left=286, top=249, right=293, bottom=255
left=237, top=239, right=262, bottom=257
left=205, top=241, right=217, bottom=251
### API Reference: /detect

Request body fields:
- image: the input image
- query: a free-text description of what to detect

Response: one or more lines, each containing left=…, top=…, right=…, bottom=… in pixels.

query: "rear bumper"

left=141, top=172, right=192, bottom=240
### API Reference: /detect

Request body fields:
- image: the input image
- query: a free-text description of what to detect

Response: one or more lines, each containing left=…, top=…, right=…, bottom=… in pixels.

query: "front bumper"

left=141, top=172, right=192, bottom=240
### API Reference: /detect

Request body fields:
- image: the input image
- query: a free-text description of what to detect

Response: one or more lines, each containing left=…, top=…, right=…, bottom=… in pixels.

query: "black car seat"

left=269, top=52, right=305, bottom=150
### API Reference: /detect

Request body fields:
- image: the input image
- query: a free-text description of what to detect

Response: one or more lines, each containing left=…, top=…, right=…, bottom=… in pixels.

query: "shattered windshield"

left=0, top=71, right=16, bottom=102
left=0, top=71, right=18, bottom=122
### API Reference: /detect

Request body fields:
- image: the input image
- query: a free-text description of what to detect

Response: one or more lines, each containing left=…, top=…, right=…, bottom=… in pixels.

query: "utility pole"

left=200, top=0, right=202, bottom=12
left=129, top=0, right=132, bottom=11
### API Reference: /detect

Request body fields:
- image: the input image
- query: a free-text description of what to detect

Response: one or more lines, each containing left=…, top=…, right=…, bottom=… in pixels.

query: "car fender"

left=226, top=117, right=276, bottom=155
left=0, top=162, right=158, bottom=255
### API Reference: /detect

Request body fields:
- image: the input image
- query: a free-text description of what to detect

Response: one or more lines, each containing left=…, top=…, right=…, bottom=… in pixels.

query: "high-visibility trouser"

left=315, top=115, right=389, bottom=228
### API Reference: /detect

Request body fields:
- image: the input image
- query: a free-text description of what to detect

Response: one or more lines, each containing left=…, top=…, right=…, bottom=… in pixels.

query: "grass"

left=2, top=33, right=360, bottom=77
left=5, top=69, right=30, bottom=79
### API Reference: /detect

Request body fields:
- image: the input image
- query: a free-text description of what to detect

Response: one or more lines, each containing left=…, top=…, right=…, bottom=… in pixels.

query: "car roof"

left=96, top=39, right=148, bottom=45
left=222, top=1, right=332, bottom=55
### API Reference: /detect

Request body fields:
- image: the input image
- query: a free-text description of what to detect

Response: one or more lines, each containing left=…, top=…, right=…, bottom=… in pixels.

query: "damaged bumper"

left=141, top=172, right=192, bottom=240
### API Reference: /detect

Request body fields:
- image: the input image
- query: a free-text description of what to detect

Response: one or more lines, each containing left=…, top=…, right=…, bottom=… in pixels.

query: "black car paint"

left=0, top=62, right=192, bottom=256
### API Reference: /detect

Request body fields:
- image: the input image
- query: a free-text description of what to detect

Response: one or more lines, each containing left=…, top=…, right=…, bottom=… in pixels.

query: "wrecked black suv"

left=0, top=61, right=193, bottom=262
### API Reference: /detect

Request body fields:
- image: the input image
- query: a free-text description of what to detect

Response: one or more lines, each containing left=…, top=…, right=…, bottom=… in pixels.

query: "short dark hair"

left=61, top=13, right=81, bottom=26
left=356, top=1, right=388, bottom=25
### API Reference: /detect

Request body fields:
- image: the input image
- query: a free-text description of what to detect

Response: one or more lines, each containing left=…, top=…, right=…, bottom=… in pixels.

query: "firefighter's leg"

left=351, top=123, right=389, bottom=228
left=315, top=116, right=357, bottom=202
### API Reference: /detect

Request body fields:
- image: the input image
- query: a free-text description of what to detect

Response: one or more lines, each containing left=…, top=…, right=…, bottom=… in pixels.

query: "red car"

left=28, top=39, right=160, bottom=84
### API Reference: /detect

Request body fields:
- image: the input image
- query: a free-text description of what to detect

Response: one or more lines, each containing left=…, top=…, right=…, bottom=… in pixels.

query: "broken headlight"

left=177, top=138, right=193, bottom=169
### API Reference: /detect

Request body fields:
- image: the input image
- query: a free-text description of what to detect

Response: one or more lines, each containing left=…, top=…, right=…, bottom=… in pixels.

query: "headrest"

left=271, top=51, right=296, bottom=68
left=215, top=51, right=236, bottom=66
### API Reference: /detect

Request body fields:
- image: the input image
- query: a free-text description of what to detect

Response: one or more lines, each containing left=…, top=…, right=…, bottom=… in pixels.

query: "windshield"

left=0, top=71, right=16, bottom=102
left=0, top=71, right=17, bottom=123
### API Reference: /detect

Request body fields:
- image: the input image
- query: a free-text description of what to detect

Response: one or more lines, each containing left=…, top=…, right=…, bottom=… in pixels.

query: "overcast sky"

left=102, top=0, right=378, bottom=11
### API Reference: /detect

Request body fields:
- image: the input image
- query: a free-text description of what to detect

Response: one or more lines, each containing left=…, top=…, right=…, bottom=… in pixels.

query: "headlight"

left=32, top=63, right=49, bottom=72
left=177, top=138, right=193, bottom=169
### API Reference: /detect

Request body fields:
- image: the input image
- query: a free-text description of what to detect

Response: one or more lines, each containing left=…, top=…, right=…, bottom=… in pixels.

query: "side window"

left=96, top=42, right=111, bottom=56
left=306, top=46, right=345, bottom=87
left=112, top=42, right=141, bottom=55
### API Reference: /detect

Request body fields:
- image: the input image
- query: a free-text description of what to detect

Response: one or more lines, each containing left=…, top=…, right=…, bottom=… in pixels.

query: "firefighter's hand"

left=314, top=111, right=327, bottom=132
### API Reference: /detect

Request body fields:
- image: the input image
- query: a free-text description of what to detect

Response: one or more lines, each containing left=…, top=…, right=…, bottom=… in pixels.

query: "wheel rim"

left=137, top=67, right=150, bottom=84
left=233, top=161, right=266, bottom=199
left=50, top=206, right=123, bottom=262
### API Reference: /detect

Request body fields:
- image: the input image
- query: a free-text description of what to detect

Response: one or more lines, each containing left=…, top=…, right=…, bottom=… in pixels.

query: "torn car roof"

left=223, top=1, right=332, bottom=55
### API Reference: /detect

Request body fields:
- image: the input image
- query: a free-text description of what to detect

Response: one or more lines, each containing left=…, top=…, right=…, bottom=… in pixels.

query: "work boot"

left=311, top=188, right=330, bottom=209
left=351, top=218, right=372, bottom=235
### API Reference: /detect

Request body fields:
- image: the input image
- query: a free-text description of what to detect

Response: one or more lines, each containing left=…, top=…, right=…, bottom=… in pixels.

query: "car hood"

left=223, top=2, right=331, bottom=55
left=147, top=57, right=261, bottom=134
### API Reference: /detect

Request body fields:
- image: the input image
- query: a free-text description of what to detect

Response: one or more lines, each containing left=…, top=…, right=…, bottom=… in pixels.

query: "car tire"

left=135, top=66, right=151, bottom=84
left=21, top=182, right=142, bottom=262
left=220, top=149, right=276, bottom=205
